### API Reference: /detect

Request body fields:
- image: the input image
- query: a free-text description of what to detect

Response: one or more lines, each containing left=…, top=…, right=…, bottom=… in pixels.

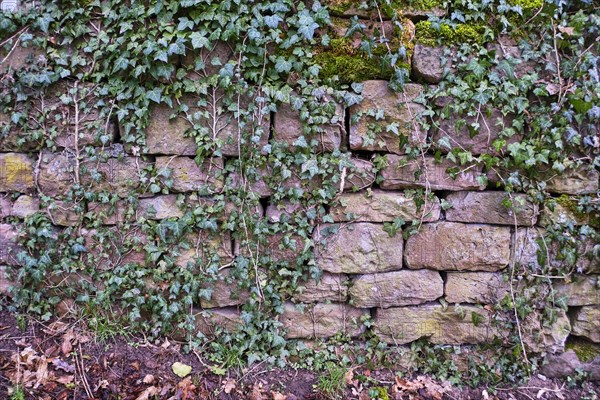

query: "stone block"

left=349, top=269, right=443, bottom=308
left=554, top=275, right=600, bottom=306
left=315, top=223, right=403, bottom=274
left=47, top=200, right=84, bottom=226
left=445, top=272, right=510, bottom=304
left=380, top=154, right=484, bottom=191
left=342, top=158, right=376, bottom=191
left=545, top=166, right=599, bottom=195
left=572, top=306, right=600, bottom=343
left=200, top=268, right=250, bottom=308
left=404, top=222, right=511, bottom=271
left=194, top=307, right=242, bottom=337
left=176, top=231, right=233, bottom=268
left=155, top=156, right=224, bottom=194
left=0, top=195, right=39, bottom=219
left=38, top=152, right=75, bottom=196
left=330, top=189, right=440, bottom=223
left=81, top=156, right=152, bottom=197
left=374, top=304, right=498, bottom=345
left=281, top=302, right=367, bottom=339
left=411, top=44, right=452, bottom=83
left=81, top=227, right=147, bottom=269
left=138, top=195, right=184, bottom=220
left=0, top=153, right=34, bottom=192
left=0, top=223, right=22, bottom=266
left=293, top=273, right=349, bottom=303
left=523, top=309, right=571, bottom=353
left=445, top=191, right=538, bottom=226
left=350, top=80, right=426, bottom=154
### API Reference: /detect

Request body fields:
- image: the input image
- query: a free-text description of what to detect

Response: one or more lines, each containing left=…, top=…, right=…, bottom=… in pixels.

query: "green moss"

left=554, top=195, right=600, bottom=227
left=371, top=386, right=390, bottom=400
left=415, top=21, right=485, bottom=46
left=508, top=0, right=543, bottom=13
left=382, top=0, right=443, bottom=17
left=566, top=337, right=600, bottom=363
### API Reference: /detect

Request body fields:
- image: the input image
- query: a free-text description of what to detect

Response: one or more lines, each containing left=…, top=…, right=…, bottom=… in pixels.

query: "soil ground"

left=0, top=311, right=597, bottom=400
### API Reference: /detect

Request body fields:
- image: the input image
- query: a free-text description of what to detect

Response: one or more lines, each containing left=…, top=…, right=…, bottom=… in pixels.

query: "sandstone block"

left=0, top=224, right=22, bottom=266
left=11, top=195, right=39, bottom=218
left=445, top=191, right=538, bottom=226
left=39, top=152, right=75, bottom=196
left=266, top=200, right=315, bottom=223
left=523, top=309, right=571, bottom=353
left=281, top=302, right=367, bottom=339
left=555, top=276, right=600, bottom=306
left=572, top=306, right=600, bottom=343
left=155, top=156, right=224, bottom=194
left=445, top=272, right=510, bottom=304
left=350, top=81, right=426, bottom=154
left=404, top=222, right=511, bottom=271
left=342, top=158, right=376, bottom=191
left=0, top=153, right=34, bottom=192
left=349, top=269, right=443, bottom=308
left=545, top=166, right=599, bottom=195
left=138, top=195, right=184, bottom=220
left=176, top=231, right=233, bottom=268
left=330, top=189, right=440, bottom=223
left=380, top=155, right=484, bottom=191
left=293, top=273, right=349, bottom=303
left=82, top=227, right=147, bottom=269
left=82, top=156, right=152, bottom=197
left=273, top=102, right=343, bottom=152
left=411, top=44, right=452, bottom=83
left=194, top=308, right=242, bottom=337
left=200, top=268, right=250, bottom=308
left=374, top=304, right=497, bottom=344
left=542, top=350, right=600, bottom=380
left=540, top=197, right=598, bottom=227
left=47, top=200, right=84, bottom=226
left=315, top=223, right=403, bottom=274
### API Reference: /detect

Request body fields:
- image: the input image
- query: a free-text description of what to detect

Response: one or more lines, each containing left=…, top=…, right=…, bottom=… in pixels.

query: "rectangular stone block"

left=445, top=272, right=510, bottom=304
left=81, top=156, right=152, bottom=197
left=176, top=231, right=233, bottom=268
left=342, top=158, right=376, bottom=191
left=350, top=81, right=426, bottom=154
left=349, top=269, right=443, bottom=308
left=404, top=222, right=511, bottom=271
left=315, top=223, right=403, bottom=274
left=445, top=191, right=538, bottom=226
left=82, top=227, right=147, bottom=269
left=38, top=152, right=75, bottom=197
left=0, top=153, right=34, bottom=192
left=380, top=155, right=484, bottom=191
left=155, top=156, right=224, bottom=194
left=138, top=195, right=184, bottom=220
left=293, top=273, right=349, bottom=303
left=522, top=309, right=571, bottom=353
left=47, top=200, right=84, bottom=226
left=539, top=196, right=598, bottom=227
left=0, top=223, right=22, bottom=266
left=194, top=307, right=242, bottom=338
left=265, top=200, right=314, bottom=223
left=235, top=232, right=306, bottom=264
left=545, top=166, right=599, bottom=195
left=572, top=306, right=600, bottom=343
left=200, top=268, right=250, bottom=309
left=554, top=276, right=600, bottom=306
left=281, top=302, right=367, bottom=339
left=374, top=304, right=498, bottom=344
left=330, top=190, right=440, bottom=223
left=0, top=195, right=39, bottom=220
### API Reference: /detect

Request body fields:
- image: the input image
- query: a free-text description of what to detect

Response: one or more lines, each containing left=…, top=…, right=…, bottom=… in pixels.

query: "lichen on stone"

left=566, top=337, right=600, bottom=363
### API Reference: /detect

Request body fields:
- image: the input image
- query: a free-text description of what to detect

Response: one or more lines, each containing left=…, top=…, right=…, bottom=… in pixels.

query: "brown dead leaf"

left=55, top=375, right=74, bottom=385
left=52, top=358, right=75, bottom=373
left=143, top=374, right=155, bottom=384
left=35, top=356, right=49, bottom=389
left=271, top=391, right=287, bottom=400
left=249, top=383, right=267, bottom=400
left=223, top=378, right=237, bottom=394
left=546, top=83, right=561, bottom=96
left=558, top=26, right=575, bottom=36
left=135, top=386, right=159, bottom=400
left=61, top=329, right=76, bottom=355
left=43, top=321, right=68, bottom=336
left=344, top=368, right=354, bottom=385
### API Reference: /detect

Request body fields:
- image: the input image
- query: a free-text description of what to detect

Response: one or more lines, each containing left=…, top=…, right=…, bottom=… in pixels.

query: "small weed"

left=86, top=310, right=131, bottom=343
left=9, top=386, right=25, bottom=400
left=315, top=362, right=347, bottom=400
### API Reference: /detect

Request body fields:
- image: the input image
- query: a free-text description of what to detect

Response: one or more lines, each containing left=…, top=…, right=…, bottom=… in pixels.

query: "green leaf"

left=172, top=362, right=192, bottom=378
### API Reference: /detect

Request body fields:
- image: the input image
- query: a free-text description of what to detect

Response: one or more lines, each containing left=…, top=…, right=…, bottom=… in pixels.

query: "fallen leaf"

left=171, top=362, right=192, bottom=378
left=61, top=330, right=76, bottom=355
left=223, top=378, right=237, bottom=394
left=344, top=368, right=354, bottom=385
left=52, top=358, right=75, bottom=373
left=546, top=83, right=561, bottom=96
left=34, top=356, right=49, bottom=388
left=558, top=26, right=575, bottom=36
left=143, top=374, right=155, bottom=384
left=55, top=375, right=74, bottom=385
left=271, top=391, right=286, bottom=400
left=135, top=386, right=159, bottom=400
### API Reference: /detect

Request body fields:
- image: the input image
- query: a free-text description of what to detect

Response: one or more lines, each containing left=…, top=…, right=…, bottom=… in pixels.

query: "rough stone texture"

left=545, top=166, right=599, bottom=195
left=432, top=102, right=520, bottom=155
left=236, top=232, right=306, bottom=264
left=0, top=197, right=9, bottom=219
left=87, top=201, right=129, bottom=225
left=380, top=155, right=484, bottom=191
left=0, top=40, right=44, bottom=75
left=82, top=156, right=152, bottom=197
left=38, top=152, right=75, bottom=196
left=445, top=191, right=538, bottom=226
left=315, top=223, right=403, bottom=274
left=445, top=272, right=510, bottom=304
left=138, top=195, right=184, bottom=220
left=47, top=200, right=83, bottom=226
left=200, top=268, right=250, bottom=308
left=523, top=310, right=571, bottom=353
left=0, top=153, right=34, bottom=192
left=82, top=228, right=147, bottom=270
left=405, top=222, right=511, bottom=271
left=176, top=231, right=233, bottom=268
left=281, top=302, right=367, bottom=339
left=266, top=201, right=314, bottom=223
left=374, top=305, right=498, bottom=345
left=181, top=41, right=234, bottom=76
left=273, top=102, right=343, bottom=152
left=11, top=195, right=39, bottom=218
left=554, top=276, right=600, bottom=306
left=343, top=158, right=376, bottom=191
left=411, top=44, right=452, bottom=83
left=349, top=81, right=426, bottom=154
left=155, top=156, right=224, bottom=194
left=0, top=265, right=14, bottom=296
left=539, top=198, right=597, bottom=227
left=0, top=224, right=22, bottom=266
left=542, top=350, right=600, bottom=380
left=572, top=306, right=600, bottom=343
left=142, top=96, right=269, bottom=157
left=293, top=273, right=349, bottom=303
left=331, top=190, right=440, bottom=223
left=349, top=270, right=443, bottom=308
left=194, top=308, right=242, bottom=337
left=487, top=38, right=538, bottom=79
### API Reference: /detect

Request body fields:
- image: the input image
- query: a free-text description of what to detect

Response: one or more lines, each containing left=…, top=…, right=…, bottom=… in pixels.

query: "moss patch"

left=554, top=195, right=600, bottom=227
left=566, top=337, right=600, bottom=363
left=415, top=21, right=484, bottom=46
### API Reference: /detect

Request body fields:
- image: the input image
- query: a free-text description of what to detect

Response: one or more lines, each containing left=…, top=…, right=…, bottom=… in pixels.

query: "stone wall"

left=1, top=0, right=599, bottom=377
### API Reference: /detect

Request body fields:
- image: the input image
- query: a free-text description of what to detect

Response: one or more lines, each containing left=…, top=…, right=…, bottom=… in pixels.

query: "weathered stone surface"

left=176, top=231, right=233, bottom=268
left=236, top=232, right=307, bottom=264
left=0, top=197, right=9, bottom=219
left=486, top=37, right=538, bottom=79
left=445, top=191, right=538, bottom=226
left=343, top=158, right=376, bottom=191
left=539, top=196, right=598, bottom=227
left=47, top=200, right=83, bottom=226
left=181, top=41, right=234, bottom=76
left=0, top=40, right=44, bottom=74
left=554, top=276, right=600, bottom=306
left=281, top=302, right=367, bottom=339
left=0, top=153, right=34, bottom=192
left=523, top=309, right=571, bottom=353
left=542, top=349, right=600, bottom=380
left=405, top=222, right=511, bottom=271
left=155, top=156, right=224, bottom=194
left=82, top=156, right=152, bottom=197
left=293, top=273, right=349, bottom=303
left=273, top=102, right=343, bottom=152
left=138, top=195, right=184, bottom=220
left=349, top=270, right=443, bottom=308
left=330, top=190, right=441, bottom=223
left=0, top=224, right=22, bottom=266
left=545, top=166, right=599, bottom=195
left=82, top=227, right=147, bottom=269
left=11, top=195, right=39, bottom=218
left=315, top=223, right=403, bottom=274
left=39, top=152, right=75, bottom=196
left=0, top=265, right=14, bottom=296
left=432, top=103, right=519, bottom=155
left=142, top=96, right=269, bottom=157
left=350, top=81, right=426, bottom=154
left=412, top=45, right=452, bottom=83
left=266, top=200, right=314, bottom=223
left=445, top=272, right=510, bottom=304
left=572, top=306, right=600, bottom=343
left=87, top=201, right=129, bottom=225
left=194, top=308, right=242, bottom=337
left=380, top=155, right=484, bottom=191
left=200, top=268, right=250, bottom=308
left=374, top=305, right=497, bottom=344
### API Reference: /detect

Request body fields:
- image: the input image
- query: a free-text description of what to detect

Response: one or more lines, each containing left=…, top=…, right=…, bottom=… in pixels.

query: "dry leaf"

left=223, top=378, right=237, bottom=394
left=34, top=356, right=49, bottom=389
left=52, top=358, right=75, bottom=373
left=171, top=362, right=192, bottom=378
left=55, top=375, right=74, bottom=385
left=61, top=329, right=76, bottom=355
left=143, top=374, right=155, bottom=384
left=344, top=368, right=354, bottom=385
left=546, top=83, right=561, bottom=95
left=271, top=391, right=287, bottom=400
left=558, top=26, right=575, bottom=36
left=135, top=386, right=159, bottom=400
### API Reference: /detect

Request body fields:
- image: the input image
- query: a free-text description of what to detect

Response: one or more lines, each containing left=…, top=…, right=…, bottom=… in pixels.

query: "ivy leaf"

left=190, top=32, right=210, bottom=49
left=275, top=57, right=292, bottom=73
left=264, top=15, right=282, bottom=29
